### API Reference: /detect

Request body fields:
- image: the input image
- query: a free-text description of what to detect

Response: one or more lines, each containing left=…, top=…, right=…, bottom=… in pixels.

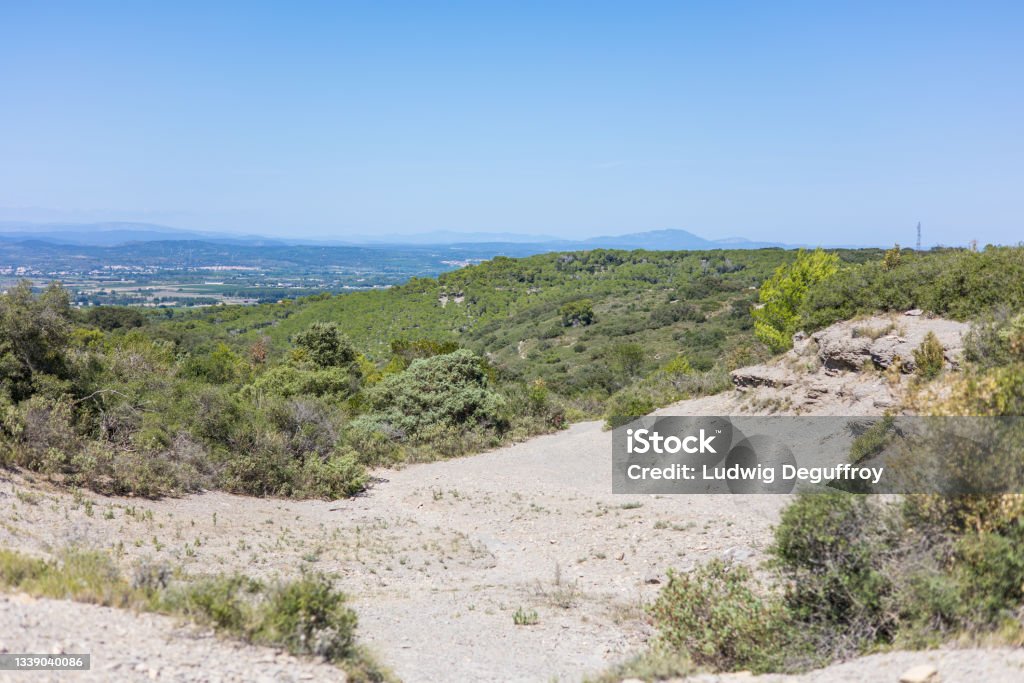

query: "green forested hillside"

left=8, top=244, right=1022, bottom=502
left=155, top=249, right=820, bottom=397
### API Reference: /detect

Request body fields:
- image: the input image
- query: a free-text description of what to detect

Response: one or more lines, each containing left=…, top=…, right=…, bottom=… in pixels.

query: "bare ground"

left=0, top=417, right=785, bottom=682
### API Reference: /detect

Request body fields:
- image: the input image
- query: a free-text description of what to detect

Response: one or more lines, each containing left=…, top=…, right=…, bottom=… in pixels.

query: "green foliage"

left=649, top=301, right=705, bottom=328
left=257, top=572, right=358, bottom=660
left=770, top=493, right=896, bottom=656
left=802, top=246, right=1024, bottom=330
left=648, top=560, right=793, bottom=673
left=964, top=308, right=1024, bottom=369
left=913, top=332, right=945, bottom=380
left=0, top=548, right=132, bottom=607
left=952, top=527, right=1024, bottom=625
left=0, top=281, right=74, bottom=402
left=181, top=343, right=244, bottom=384
left=294, top=322, right=357, bottom=368
left=164, top=574, right=259, bottom=632
left=882, top=244, right=903, bottom=271
left=753, top=249, right=840, bottom=352
left=388, top=338, right=460, bottom=370
left=354, top=350, right=506, bottom=440
left=250, top=364, right=360, bottom=399
left=605, top=392, right=656, bottom=428
left=604, top=358, right=732, bottom=428
left=512, top=606, right=539, bottom=625
left=297, top=449, right=368, bottom=499
left=560, top=299, right=595, bottom=327
left=848, top=415, right=896, bottom=464
left=643, top=490, right=1024, bottom=677
left=78, top=306, right=147, bottom=331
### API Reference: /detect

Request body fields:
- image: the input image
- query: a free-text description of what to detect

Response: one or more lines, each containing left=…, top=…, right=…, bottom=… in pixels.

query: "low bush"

left=0, top=548, right=388, bottom=681
left=257, top=573, right=359, bottom=660
left=770, top=493, right=897, bottom=660
left=913, top=332, right=944, bottom=380
left=648, top=560, right=794, bottom=673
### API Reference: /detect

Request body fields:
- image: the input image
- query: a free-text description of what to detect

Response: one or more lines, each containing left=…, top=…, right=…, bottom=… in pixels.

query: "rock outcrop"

left=724, top=313, right=971, bottom=415
left=813, top=314, right=968, bottom=372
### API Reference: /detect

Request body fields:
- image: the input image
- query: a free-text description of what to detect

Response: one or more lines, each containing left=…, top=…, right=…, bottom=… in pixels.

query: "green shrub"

left=163, top=574, right=260, bottom=632
left=560, top=299, right=594, bottom=327
left=604, top=392, right=655, bottom=428
left=256, top=573, right=358, bottom=661
left=0, top=549, right=134, bottom=607
left=297, top=449, right=367, bottom=499
left=353, top=349, right=507, bottom=440
left=770, top=493, right=895, bottom=657
left=217, top=433, right=298, bottom=497
left=388, top=338, right=459, bottom=369
left=0, top=549, right=48, bottom=586
left=802, top=246, right=1024, bottom=331
left=895, top=569, right=965, bottom=647
left=913, top=331, right=944, bottom=380
left=848, top=416, right=896, bottom=464
left=512, top=607, right=539, bottom=625
left=250, top=364, right=360, bottom=399
left=648, top=560, right=793, bottom=673
left=952, top=527, right=1024, bottom=625
left=0, top=281, right=73, bottom=403
left=294, top=322, right=357, bottom=368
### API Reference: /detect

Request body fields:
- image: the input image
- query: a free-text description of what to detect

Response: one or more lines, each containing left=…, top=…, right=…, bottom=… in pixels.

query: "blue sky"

left=1, top=1, right=1022, bottom=246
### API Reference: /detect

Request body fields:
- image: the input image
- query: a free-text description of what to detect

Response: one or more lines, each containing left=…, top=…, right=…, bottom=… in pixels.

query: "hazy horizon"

left=3, top=2, right=1022, bottom=247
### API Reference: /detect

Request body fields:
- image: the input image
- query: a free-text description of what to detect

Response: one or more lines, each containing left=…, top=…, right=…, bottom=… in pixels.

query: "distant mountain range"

left=0, top=222, right=284, bottom=247
left=0, top=222, right=794, bottom=251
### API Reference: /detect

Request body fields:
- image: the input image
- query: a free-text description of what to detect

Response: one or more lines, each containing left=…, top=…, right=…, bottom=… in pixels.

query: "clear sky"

left=1, top=1, right=1022, bottom=246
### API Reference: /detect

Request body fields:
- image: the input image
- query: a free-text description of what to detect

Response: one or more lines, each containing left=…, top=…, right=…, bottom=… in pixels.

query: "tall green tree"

left=0, top=281, right=73, bottom=401
left=752, top=249, right=840, bottom=352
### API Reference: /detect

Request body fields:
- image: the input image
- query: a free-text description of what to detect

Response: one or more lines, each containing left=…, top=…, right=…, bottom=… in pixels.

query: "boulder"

left=812, top=326, right=874, bottom=370
left=899, top=664, right=938, bottom=683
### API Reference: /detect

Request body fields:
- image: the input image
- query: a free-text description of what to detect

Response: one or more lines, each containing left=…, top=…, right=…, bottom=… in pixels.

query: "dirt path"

left=1, top=418, right=785, bottom=682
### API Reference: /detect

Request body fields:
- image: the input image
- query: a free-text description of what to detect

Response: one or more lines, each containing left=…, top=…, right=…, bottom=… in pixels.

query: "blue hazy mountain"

left=0, top=222, right=284, bottom=247
left=0, top=222, right=792, bottom=250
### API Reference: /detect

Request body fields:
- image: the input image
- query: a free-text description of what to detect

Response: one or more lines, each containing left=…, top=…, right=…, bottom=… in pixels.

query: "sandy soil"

left=1, top=417, right=785, bottom=682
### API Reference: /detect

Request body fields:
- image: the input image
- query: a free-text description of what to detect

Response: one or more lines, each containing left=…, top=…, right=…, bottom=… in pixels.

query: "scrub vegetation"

left=1, top=248, right=808, bottom=497
left=626, top=244, right=1024, bottom=678
left=0, top=548, right=389, bottom=681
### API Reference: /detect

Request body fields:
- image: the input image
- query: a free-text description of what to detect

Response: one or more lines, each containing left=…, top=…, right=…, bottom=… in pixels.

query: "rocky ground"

left=2, top=313, right=1018, bottom=682
left=682, top=647, right=1024, bottom=682
left=726, top=312, right=970, bottom=416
